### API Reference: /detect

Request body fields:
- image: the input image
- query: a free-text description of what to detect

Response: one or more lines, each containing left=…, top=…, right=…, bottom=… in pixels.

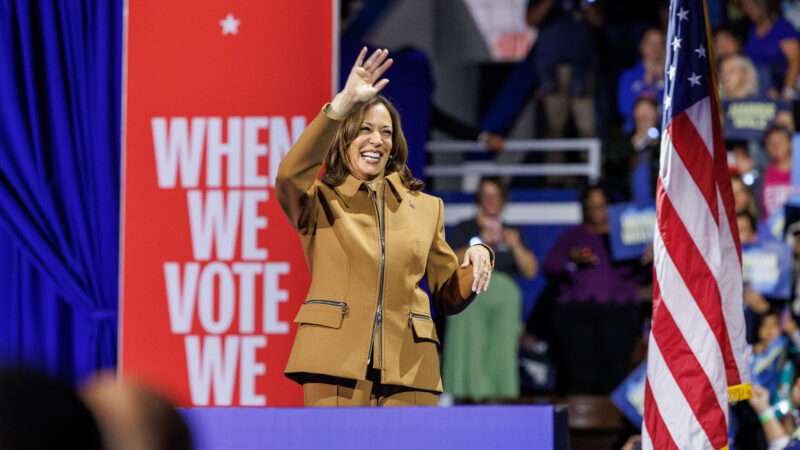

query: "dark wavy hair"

left=321, top=95, right=424, bottom=191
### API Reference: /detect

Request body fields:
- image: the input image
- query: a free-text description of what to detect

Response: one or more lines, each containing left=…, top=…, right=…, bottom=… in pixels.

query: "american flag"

left=643, top=0, right=752, bottom=449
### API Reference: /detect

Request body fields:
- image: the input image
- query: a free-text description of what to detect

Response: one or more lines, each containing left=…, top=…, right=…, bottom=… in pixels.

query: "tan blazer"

left=276, top=108, right=478, bottom=393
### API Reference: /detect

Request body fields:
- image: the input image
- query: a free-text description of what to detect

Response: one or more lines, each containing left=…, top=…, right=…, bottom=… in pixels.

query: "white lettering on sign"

left=621, top=209, right=656, bottom=245
left=152, top=114, right=306, bottom=406
left=163, top=262, right=294, bottom=336
left=743, top=251, right=780, bottom=286
left=152, top=117, right=206, bottom=188
left=152, top=115, right=306, bottom=189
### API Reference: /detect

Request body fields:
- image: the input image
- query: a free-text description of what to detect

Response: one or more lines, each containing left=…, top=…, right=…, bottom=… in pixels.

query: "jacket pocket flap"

left=294, top=303, right=344, bottom=329
left=410, top=315, right=439, bottom=344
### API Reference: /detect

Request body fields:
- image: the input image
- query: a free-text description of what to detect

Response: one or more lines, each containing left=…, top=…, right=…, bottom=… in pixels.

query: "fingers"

left=354, top=48, right=391, bottom=93
left=461, top=250, right=470, bottom=268
left=354, top=46, right=367, bottom=68
left=470, top=252, right=492, bottom=294
left=362, top=48, right=380, bottom=69
left=374, top=78, right=390, bottom=93
left=370, top=57, right=393, bottom=83
left=363, top=48, right=388, bottom=71
left=471, top=253, right=481, bottom=291
left=474, top=260, right=491, bottom=294
left=482, top=271, right=492, bottom=293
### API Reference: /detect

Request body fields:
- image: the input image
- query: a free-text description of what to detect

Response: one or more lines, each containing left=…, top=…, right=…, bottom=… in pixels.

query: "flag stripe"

left=659, top=129, right=722, bottom=280
left=659, top=129, right=746, bottom=383
left=644, top=380, right=681, bottom=450
left=666, top=112, right=719, bottom=225
left=642, top=421, right=653, bottom=450
left=714, top=188, right=751, bottom=383
left=656, top=179, right=740, bottom=386
left=653, top=229, right=727, bottom=412
left=685, top=98, right=715, bottom=159
left=646, top=332, right=718, bottom=449
left=651, top=280, right=728, bottom=448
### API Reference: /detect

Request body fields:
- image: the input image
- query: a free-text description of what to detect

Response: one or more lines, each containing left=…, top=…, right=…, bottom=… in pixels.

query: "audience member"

left=448, top=177, right=538, bottom=279
left=720, top=54, right=762, bottom=100
left=731, top=144, right=759, bottom=181
left=734, top=174, right=763, bottom=219
left=761, top=124, right=794, bottom=219
left=617, top=29, right=666, bottom=132
left=749, top=383, right=793, bottom=449
left=751, top=309, right=792, bottom=398
left=605, top=96, right=660, bottom=202
left=542, top=184, right=649, bottom=394
left=82, top=373, right=193, bottom=450
left=527, top=0, right=604, bottom=138
left=741, top=0, right=800, bottom=99
left=443, top=177, right=537, bottom=401
left=0, top=368, right=103, bottom=450
left=715, top=26, right=744, bottom=60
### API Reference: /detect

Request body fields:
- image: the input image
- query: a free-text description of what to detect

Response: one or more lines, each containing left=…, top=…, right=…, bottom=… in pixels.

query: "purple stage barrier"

left=182, top=405, right=567, bottom=450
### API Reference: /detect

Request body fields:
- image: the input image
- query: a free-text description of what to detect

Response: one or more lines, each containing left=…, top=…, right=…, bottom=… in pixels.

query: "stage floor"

left=182, top=404, right=567, bottom=450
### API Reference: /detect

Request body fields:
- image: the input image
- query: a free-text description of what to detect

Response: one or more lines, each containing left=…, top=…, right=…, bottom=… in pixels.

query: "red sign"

left=120, top=0, right=335, bottom=407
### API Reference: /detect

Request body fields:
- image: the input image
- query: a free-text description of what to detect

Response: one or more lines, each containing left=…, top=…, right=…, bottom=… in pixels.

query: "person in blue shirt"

left=741, top=0, right=800, bottom=99
left=617, top=28, right=665, bottom=133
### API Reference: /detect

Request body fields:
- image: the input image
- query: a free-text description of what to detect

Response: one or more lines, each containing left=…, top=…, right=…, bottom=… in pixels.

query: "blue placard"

left=742, top=241, right=793, bottom=300
left=607, top=203, right=656, bottom=261
left=611, top=362, right=646, bottom=427
left=789, top=133, right=800, bottom=206
left=722, top=98, right=787, bottom=141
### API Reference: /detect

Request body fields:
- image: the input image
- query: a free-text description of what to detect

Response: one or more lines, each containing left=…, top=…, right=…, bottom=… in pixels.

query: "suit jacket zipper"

left=303, top=299, right=349, bottom=315
left=367, top=186, right=386, bottom=370
left=408, top=312, right=432, bottom=326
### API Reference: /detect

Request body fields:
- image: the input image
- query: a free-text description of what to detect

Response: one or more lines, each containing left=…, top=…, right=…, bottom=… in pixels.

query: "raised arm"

left=275, top=47, right=393, bottom=230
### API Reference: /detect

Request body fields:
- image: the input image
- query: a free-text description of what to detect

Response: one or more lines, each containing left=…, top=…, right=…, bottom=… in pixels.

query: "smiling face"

left=346, top=103, right=393, bottom=181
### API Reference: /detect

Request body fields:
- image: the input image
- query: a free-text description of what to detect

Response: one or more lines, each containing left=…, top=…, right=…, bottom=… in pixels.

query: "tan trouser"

left=303, top=378, right=439, bottom=407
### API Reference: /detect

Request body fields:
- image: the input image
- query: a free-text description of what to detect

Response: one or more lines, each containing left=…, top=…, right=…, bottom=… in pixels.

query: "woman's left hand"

left=461, top=245, right=493, bottom=294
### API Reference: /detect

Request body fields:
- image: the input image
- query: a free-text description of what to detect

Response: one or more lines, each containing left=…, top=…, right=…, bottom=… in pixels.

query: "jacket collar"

left=335, top=171, right=406, bottom=207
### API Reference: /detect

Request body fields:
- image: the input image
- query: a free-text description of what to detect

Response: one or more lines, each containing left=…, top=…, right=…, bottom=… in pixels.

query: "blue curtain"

left=0, top=0, right=122, bottom=384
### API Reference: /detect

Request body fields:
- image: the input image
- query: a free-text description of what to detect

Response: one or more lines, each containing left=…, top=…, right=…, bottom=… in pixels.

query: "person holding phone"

left=276, top=48, right=495, bottom=407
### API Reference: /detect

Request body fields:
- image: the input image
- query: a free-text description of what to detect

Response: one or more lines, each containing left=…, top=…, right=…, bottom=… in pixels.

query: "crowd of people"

left=429, top=1, right=800, bottom=449
left=10, top=0, right=800, bottom=448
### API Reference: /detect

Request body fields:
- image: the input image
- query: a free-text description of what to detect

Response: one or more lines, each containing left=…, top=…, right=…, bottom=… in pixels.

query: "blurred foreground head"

left=82, top=373, right=193, bottom=450
left=0, top=368, right=103, bottom=450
